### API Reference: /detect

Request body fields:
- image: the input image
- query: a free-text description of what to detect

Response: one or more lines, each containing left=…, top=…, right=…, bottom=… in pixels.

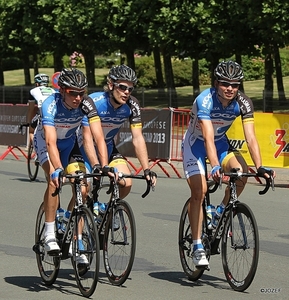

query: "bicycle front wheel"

left=71, top=206, right=100, bottom=298
left=34, top=202, right=60, bottom=285
left=222, top=202, right=259, bottom=292
left=27, top=142, right=39, bottom=181
left=103, top=200, right=136, bottom=286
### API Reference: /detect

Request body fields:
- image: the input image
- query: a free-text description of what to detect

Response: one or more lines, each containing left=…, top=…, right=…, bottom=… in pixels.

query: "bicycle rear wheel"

left=103, top=200, right=136, bottom=286
left=222, top=202, right=259, bottom=291
left=71, top=206, right=100, bottom=298
left=34, top=202, right=60, bottom=285
left=178, top=199, right=205, bottom=281
left=27, top=142, right=39, bottom=181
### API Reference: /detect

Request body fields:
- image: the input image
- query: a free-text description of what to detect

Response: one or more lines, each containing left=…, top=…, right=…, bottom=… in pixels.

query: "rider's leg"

left=109, top=158, right=132, bottom=199
left=220, top=151, right=248, bottom=207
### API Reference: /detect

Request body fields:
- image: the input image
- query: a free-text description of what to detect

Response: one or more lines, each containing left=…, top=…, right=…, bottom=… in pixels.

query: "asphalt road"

left=0, top=158, right=288, bottom=300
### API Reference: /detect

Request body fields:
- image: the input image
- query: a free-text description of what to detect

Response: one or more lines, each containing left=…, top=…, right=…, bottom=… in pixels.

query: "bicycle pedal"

left=196, top=265, right=210, bottom=271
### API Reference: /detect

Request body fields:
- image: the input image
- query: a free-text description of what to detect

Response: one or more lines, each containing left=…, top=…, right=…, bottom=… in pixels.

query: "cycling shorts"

left=182, top=131, right=242, bottom=178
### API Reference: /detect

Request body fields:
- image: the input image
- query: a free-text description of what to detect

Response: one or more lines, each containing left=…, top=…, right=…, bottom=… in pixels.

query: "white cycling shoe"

left=192, top=249, right=209, bottom=268
left=44, top=237, right=60, bottom=255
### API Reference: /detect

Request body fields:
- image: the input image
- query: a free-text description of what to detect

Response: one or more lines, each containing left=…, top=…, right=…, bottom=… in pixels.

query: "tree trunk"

left=125, top=48, right=135, bottom=71
left=82, top=50, right=96, bottom=87
left=53, top=52, right=64, bottom=72
left=33, top=53, right=39, bottom=77
left=210, top=56, right=220, bottom=87
left=274, top=44, right=287, bottom=106
left=192, top=58, right=200, bottom=101
left=0, top=58, right=4, bottom=86
left=264, top=46, right=274, bottom=112
left=235, top=54, right=244, bottom=93
left=22, top=52, right=31, bottom=86
left=153, top=46, right=165, bottom=103
left=162, top=46, right=178, bottom=108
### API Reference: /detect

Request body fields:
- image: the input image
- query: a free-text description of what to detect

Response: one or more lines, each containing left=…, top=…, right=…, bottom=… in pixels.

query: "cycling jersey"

left=34, top=92, right=99, bottom=167
left=187, top=88, right=254, bottom=141
left=78, top=91, right=142, bottom=169
left=182, top=87, right=254, bottom=178
left=30, top=86, right=56, bottom=108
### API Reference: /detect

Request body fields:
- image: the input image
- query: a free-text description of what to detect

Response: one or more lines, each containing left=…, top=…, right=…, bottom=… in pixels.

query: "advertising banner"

left=227, top=112, right=289, bottom=168
left=115, top=109, right=172, bottom=159
left=0, top=105, right=27, bottom=146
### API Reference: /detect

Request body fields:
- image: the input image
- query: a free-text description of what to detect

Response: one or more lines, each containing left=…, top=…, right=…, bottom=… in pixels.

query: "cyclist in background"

left=33, top=68, right=109, bottom=265
left=27, top=73, right=56, bottom=142
left=182, top=60, right=275, bottom=268
left=77, top=64, right=157, bottom=200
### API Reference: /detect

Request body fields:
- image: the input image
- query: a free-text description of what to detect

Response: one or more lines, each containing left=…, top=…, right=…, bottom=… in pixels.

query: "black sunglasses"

left=113, top=83, right=134, bottom=93
left=66, top=89, right=85, bottom=97
left=218, top=81, right=240, bottom=89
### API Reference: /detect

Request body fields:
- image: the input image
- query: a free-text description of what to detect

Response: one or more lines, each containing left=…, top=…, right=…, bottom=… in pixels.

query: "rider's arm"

left=82, top=124, right=102, bottom=167
left=199, top=119, right=220, bottom=168
left=242, top=120, right=262, bottom=169
left=88, top=119, right=109, bottom=168
left=131, top=125, right=150, bottom=170
left=43, top=124, right=63, bottom=170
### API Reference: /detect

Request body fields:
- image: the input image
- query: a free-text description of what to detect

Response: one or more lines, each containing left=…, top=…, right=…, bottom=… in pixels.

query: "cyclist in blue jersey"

left=77, top=65, right=157, bottom=200
left=27, top=74, right=56, bottom=143
left=33, top=68, right=109, bottom=262
left=182, top=61, right=275, bottom=268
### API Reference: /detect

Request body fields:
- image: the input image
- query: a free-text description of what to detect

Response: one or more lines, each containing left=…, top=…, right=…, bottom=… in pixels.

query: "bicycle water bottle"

left=99, top=202, right=107, bottom=216
left=61, top=210, right=71, bottom=232
left=207, top=205, right=215, bottom=229
left=212, top=205, right=224, bottom=228
left=56, top=208, right=65, bottom=232
left=93, top=201, right=102, bottom=224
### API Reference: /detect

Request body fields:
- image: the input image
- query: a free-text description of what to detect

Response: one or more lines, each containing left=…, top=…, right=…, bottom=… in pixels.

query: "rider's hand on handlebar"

left=50, top=168, right=64, bottom=188
left=257, top=166, right=275, bottom=179
left=144, top=169, right=157, bottom=188
left=210, top=165, right=221, bottom=182
left=101, top=165, right=118, bottom=180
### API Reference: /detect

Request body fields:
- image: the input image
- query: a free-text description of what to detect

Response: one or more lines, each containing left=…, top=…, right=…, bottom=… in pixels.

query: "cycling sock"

left=193, top=239, right=203, bottom=252
left=45, top=221, right=55, bottom=238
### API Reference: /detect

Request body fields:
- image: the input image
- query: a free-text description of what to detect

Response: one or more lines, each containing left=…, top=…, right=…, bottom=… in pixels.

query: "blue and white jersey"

left=37, top=92, right=99, bottom=141
left=187, top=87, right=254, bottom=142
left=81, top=92, right=142, bottom=149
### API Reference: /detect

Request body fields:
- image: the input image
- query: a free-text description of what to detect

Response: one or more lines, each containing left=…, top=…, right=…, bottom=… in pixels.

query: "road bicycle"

left=18, top=122, right=39, bottom=181
left=33, top=172, right=100, bottom=298
left=86, top=172, right=152, bottom=286
left=178, top=167, right=274, bottom=292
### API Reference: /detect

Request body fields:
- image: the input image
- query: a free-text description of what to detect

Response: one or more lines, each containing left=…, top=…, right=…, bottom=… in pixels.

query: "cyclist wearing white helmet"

left=182, top=60, right=275, bottom=268
left=77, top=64, right=157, bottom=200
left=33, top=68, right=109, bottom=265
left=27, top=73, right=56, bottom=142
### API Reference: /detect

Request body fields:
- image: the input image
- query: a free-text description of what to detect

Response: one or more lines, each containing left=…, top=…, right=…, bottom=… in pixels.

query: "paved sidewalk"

left=0, top=144, right=288, bottom=187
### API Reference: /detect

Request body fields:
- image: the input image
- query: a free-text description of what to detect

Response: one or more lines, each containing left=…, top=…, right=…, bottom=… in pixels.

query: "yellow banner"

left=227, top=112, right=289, bottom=168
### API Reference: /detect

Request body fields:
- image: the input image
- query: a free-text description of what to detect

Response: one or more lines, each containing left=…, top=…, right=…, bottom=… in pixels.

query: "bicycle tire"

left=71, top=206, right=100, bottom=298
left=178, top=199, right=205, bottom=281
left=34, top=202, right=60, bottom=285
left=103, top=200, right=136, bottom=286
left=27, top=142, right=39, bottom=181
left=222, top=202, right=259, bottom=292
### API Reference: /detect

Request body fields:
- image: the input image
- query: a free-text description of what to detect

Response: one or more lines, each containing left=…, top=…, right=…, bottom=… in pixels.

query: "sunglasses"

left=218, top=81, right=240, bottom=89
left=66, top=89, right=85, bottom=97
left=113, top=82, right=134, bottom=93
